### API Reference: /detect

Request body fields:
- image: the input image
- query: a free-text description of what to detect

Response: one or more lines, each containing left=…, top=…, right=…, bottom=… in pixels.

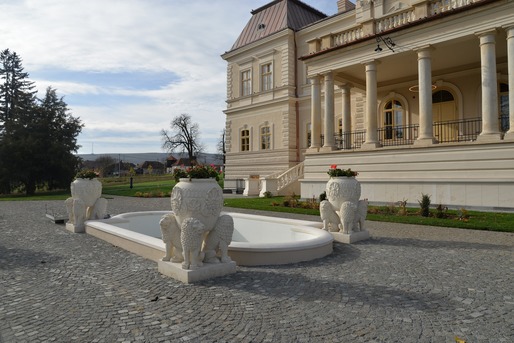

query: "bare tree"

left=216, top=129, right=226, bottom=165
left=161, top=114, right=203, bottom=162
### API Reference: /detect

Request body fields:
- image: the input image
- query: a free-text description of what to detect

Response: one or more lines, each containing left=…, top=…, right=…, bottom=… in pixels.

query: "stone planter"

left=170, top=178, right=223, bottom=231
left=66, top=178, right=103, bottom=233
left=325, top=176, right=361, bottom=210
left=71, top=178, right=102, bottom=208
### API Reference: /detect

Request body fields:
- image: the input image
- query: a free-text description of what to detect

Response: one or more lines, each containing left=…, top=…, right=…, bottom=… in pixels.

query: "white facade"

left=223, top=0, right=514, bottom=211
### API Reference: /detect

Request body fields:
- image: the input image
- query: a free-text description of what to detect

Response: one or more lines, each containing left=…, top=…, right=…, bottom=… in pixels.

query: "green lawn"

left=2, top=179, right=513, bottom=233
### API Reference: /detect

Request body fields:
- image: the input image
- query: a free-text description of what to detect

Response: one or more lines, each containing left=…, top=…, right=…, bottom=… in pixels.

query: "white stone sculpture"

left=90, top=198, right=108, bottom=220
left=339, top=201, right=357, bottom=234
left=354, top=199, right=369, bottom=231
left=321, top=172, right=369, bottom=243
left=203, top=214, right=235, bottom=264
left=65, top=177, right=105, bottom=233
left=180, top=217, right=209, bottom=270
left=319, top=200, right=341, bottom=232
left=159, top=213, right=183, bottom=263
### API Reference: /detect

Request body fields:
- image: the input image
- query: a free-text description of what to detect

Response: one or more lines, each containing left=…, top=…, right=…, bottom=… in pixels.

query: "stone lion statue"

left=159, top=213, right=183, bottom=263
left=354, top=199, right=368, bottom=232
left=203, top=214, right=234, bottom=264
left=89, top=198, right=108, bottom=220
left=180, top=217, right=208, bottom=270
left=320, top=200, right=341, bottom=232
left=65, top=197, right=86, bottom=228
left=339, top=201, right=357, bottom=234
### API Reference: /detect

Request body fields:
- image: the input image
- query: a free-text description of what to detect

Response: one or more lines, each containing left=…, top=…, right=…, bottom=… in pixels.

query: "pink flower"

left=330, top=164, right=337, bottom=169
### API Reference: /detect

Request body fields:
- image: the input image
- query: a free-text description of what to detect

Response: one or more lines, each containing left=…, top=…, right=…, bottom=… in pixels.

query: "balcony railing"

left=324, top=116, right=509, bottom=150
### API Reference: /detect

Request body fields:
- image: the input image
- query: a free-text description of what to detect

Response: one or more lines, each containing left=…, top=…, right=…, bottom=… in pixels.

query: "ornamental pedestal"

left=320, top=177, right=369, bottom=244
left=159, top=178, right=236, bottom=282
left=65, top=178, right=106, bottom=233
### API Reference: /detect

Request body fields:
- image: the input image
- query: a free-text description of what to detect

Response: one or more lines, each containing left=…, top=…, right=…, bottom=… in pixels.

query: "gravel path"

left=0, top=197, right=513, bottom=342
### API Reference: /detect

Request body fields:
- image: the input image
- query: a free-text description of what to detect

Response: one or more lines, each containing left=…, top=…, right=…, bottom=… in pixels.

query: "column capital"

left=308, top=75, right=321, bottom=84
left=338, top=82, right=353, bottom=90
left=475, top=29, right=497, bottom=41
left=414, top=45, right=434, bottom=56
left=503, top=25, right=514, bottom=39
left=323, top=71, right=334, bottom=81
left=361, top=59, right=380, bottom=68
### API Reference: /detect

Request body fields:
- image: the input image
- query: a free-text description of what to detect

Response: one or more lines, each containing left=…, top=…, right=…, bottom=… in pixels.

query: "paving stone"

left=0, top=197, right=513, bottom=342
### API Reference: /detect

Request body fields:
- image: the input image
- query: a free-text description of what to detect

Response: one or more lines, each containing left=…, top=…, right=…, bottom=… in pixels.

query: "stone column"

left=362, top=61, right=380, bottom=149
left=309, top=76, right=322, bottom=150
left=504, top=26, right=514, bottom=140
left=415, top=46, right=437, bottom=145
left=322, top=72, right=336, bottom=151
left=476, top=30, right=502, bottom=142
left=340, top=83, right=352, bottom=150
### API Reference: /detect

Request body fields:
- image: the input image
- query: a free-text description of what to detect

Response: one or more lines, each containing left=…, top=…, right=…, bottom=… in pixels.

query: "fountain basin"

left=85, top=211, right=333, bottom=266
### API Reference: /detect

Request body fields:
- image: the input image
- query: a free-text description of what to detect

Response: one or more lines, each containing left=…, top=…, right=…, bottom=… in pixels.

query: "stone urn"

left=71, top=178, right=102, bottom=208
left=170, top=178, right=223, bottom=231
left=325, top=176, right=361, bottom=210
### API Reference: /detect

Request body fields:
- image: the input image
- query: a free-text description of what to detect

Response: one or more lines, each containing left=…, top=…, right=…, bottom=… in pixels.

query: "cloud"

left=0, top=0, right=337, bottom=154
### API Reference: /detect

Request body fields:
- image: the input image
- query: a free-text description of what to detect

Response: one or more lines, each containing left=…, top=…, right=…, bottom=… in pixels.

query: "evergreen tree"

left=0, top=49, right=83, bottom=195
left=0, top=49, right=37, bottom=131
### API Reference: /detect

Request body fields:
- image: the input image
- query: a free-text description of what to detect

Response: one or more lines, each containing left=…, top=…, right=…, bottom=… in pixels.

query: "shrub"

left=319, top=191, right=327, bottom=202
left=418, top=193, right=431, bottom=217
left=397, top=199, right=408, bottom=216
left=435, top=204, right=448, bottom=218
left=262, top=191, right=273, bottom=198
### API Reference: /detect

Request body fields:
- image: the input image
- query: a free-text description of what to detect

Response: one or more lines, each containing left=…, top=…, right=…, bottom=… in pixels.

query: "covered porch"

left=299, top=0, right=514, bottom=211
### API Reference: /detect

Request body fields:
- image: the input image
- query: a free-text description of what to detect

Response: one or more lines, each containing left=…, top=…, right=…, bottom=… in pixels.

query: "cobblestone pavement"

left=1, top=197, right=513, bottom=343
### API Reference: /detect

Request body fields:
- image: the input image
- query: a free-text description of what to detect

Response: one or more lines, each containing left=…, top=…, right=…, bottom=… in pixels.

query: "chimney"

left=337, top=0, right=356, bottom=13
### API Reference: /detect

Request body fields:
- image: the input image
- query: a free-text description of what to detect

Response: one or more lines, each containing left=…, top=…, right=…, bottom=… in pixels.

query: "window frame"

left=260, top=62, right=272, bottom=92
left=260, top=124, right=271, bottom=150
left=240, top=128, right=250, bottom=152
left=241, top=69, right=252, bottom=96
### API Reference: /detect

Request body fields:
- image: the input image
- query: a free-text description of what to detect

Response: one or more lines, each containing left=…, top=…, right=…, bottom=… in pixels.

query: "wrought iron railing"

left=334, top=130, right=366, bottom=150
left=433, top=117, right=482, bottom=143
left=321, top=116, right=510, bottom=150
left=377, top=124, right=419, bottom=146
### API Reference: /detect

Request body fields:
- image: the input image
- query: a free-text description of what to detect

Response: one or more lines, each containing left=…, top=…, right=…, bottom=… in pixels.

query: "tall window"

left=261, top=63, right=272, bottom=91
left=383, top=100, right=404, bottom=139
left=500, top=82, right=509, bottom=132
left=260, top=126, right=271, bottom=150
left=241, top=129, right=250, bottom=151
left=241, top=70, right=251, bottom=96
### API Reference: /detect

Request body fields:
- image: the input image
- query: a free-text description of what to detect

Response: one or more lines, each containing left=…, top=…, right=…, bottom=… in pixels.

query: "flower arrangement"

left=327, top=164, right=358, bottom=177
left=172, top=164, right=220, bottom=182
left=75, top=169, right=99, bottom=180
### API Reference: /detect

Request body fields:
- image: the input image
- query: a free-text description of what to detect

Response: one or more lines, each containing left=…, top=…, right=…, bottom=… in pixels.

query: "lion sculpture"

left=339, top=201, right=357, bottom=234
left=319, top=200, right=341, bottom=232
left=180, top=218, right=208, bottom=270
left=159, top=213, right=183, bottom=263
left=354, top=199, right=368, bottom=232
left=202, top=214, right=234, bottom=264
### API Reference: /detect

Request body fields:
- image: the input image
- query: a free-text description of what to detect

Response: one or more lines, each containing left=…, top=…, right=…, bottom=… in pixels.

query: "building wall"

left=301, top=142, right=514, bottom=211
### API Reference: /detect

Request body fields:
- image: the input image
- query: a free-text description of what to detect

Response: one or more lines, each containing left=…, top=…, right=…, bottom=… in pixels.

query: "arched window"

left=500, top=83, right=509, bottom=132
left=383, top=100, right=404, bottom=139
left=432, top=90, right=454, bottom=103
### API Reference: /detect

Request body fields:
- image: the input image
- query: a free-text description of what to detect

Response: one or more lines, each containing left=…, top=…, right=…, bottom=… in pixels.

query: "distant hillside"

left=78, top=152, right=223, bottom=166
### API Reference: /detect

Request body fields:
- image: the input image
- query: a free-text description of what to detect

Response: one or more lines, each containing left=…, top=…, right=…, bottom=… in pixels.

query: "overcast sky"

left=0, top=0, right=339, bottom=155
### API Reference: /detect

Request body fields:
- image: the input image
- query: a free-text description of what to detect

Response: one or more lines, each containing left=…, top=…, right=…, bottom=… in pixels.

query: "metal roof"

left=229, top=0, right=326, bottom=52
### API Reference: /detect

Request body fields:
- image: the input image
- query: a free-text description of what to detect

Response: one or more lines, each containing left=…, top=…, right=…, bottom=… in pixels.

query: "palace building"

left=221, top=0, right=514, bottom=211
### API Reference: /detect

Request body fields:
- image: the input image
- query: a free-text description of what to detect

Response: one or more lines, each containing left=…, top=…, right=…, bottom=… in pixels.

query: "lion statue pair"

left=320, top=199, right=368, bottom=234
left=159, top=213, right=234, bottom=270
